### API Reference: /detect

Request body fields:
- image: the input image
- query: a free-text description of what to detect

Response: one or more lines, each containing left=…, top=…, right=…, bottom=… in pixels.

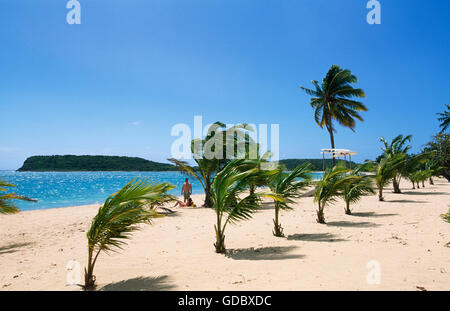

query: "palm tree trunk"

left=345, top=201, right=351, bottom=215
left=273, top=202, right=284, bottom=237
left=378, top=187, right=384, bottom=201
left=84, top=248, right=97, bottom=290
left=422, top=180, right=425, bottom=188
left=204, top=178, right=213, bottom=208
left=249, top=184, right=255, bottom=195
left=417, top=182, right=420, bottom=189
left=316, top=202, right=326, bottom=223
left=429, top=177, right=434, bottom=185
left=393, top=175, right=401, bottom=193
left=327, top=126, right=336, bottom=167
left=214, top=224, right=226, bottom=253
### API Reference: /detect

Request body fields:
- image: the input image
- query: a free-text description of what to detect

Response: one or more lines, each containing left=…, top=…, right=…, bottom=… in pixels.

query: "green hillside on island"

left=17, top=155, right=178, bottom=172
left=279, top=158, right=357, bottom=171
left=17, top=155, right=358, bottom=172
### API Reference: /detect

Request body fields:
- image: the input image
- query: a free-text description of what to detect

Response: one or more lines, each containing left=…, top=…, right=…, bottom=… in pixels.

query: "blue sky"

left=1, top=0, right=449, bottom=169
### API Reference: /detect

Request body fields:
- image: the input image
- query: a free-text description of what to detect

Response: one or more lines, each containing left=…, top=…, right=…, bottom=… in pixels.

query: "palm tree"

left=314, top=163, right=355, bottom=223
left=401, top=152, right=434, bottom=189
left=268, top=164, right=312, bottom=237
left=425, top=160, right=442, bottom=185
left=374, top=154, right=406, bottom=201
left=442, top=208, right=450, bottom=223
left=169, top=122, right=256, bottom=207
left=0, top=179, right=36, bottom=214
left=83, top=178, right=175, bottom=290
left=211, top=159, right=279, bottom=253
left=301, top=65, right=367, bottom=166
left=438, top=104, right=449, bottom=133
left=341, top=164, right=375, bottom=215
left=380, top=135, right=412, bottom=193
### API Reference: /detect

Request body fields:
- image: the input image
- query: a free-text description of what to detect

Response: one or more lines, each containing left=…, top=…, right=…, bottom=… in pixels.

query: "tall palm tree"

left=341, top=164, right=375, bottom=215
left=268, top=164, right=312, bottom=237
left=83, top=178, right=175, bottom=290
left=314, top=163, right=355, bottom=223
left=211, top=159, right=279, bottom=253
left=438, top=104, right=449, bottom=133
left=301, top=65, right=367, bottom=166
left=0, top=179, right=36, bottom=214
left=169, top=122, right=256, bottom=207
left=374, top=154, right=406, bottom=201
left=380, top=134, right=412, bottom=193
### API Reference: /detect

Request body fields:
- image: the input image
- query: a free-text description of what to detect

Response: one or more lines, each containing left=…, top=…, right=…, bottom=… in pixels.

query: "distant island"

left=17, top=155, right=358, bottom=172
left=17, top=155, right=178, bottom=172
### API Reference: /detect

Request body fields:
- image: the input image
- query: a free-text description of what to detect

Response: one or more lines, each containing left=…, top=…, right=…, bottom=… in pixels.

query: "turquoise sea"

left=0, top=171, right=323, bottom=211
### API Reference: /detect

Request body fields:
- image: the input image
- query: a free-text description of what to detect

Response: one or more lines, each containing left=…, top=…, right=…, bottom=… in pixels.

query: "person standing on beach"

left=181, top=178, right=192, bottom=203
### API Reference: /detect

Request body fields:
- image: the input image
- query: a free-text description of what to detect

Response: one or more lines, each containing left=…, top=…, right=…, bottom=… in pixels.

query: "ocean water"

left=0, top=171, right=323, bottom=211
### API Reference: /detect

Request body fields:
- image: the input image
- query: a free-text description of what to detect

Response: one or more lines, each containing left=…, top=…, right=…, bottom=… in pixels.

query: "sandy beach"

left=1, top=179, right=449, bottom=291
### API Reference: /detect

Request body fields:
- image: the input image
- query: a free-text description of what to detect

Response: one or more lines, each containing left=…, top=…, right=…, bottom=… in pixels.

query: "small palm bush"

left=341, top=165, right=375, bottom=215
left=0, top=179, right=36, bottom=214
left=375, top=154, right=406, bottom=201
left=314, top=163, right=354, bottom=223
left=442, top=208, right=450, bottom=223
left=211, top=159, right=279, bottom=253
left=268, top=164, right=311, bottom=236
left=84, top=178, right=175, bottom=290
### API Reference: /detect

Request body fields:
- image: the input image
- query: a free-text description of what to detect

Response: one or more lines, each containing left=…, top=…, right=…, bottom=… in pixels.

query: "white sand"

left=0, top=179, right=449, bottom=291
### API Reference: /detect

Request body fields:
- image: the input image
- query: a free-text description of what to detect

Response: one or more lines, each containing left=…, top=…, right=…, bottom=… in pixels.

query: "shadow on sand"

left=225, top=246, right=304, bottom=261
left=351, top=212, right=398, bottom=218
left=387, top=199, right=428, bottom=204
left=287, top=233, right=347, bottom=242
left=257, top=202, right=275, bottom=210
left=326, top=221, right=380, bottom=228
left=0, top=242, right=34, bottom=255
left=100, top=275, right=175, bottom=291
left=402, top=191, right=448, bottom=196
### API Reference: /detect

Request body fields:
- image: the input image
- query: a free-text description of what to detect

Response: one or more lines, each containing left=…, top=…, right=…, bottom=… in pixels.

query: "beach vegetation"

left=83, top=178, right=175, bottom=290
left=268, top=163, right=312, bottom=236
left=313, top=163, right=355, bottom=223
left=341, top=164, right=375, bottom=215
left=380, top=135, right=412, bottom=193
left=424, top=133, right=450, bottom=182
left=438, top=104, right=449, bottom=133
left=0, top=180, right=36, bottom=214
left=374, top=154, right=406, bottom=201
left=211, top=159, right=279, bottom=253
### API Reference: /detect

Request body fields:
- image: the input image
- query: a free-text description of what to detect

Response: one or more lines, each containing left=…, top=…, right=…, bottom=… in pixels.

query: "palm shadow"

left=258, top=202, right=275, bottom=210
left=351, top=212, right=398, bottom=218
left=326, top=221, right=380, bottom=228
left=287, top=233, right=347, bottom=242
left=100, top=275, right=175, bottom=291
left=0, top=242, right=34, bottom=255
left=402, top=191, right=448, bottom=196
left=387, top=199, right=428, bottom=204
left=225, top=246, right=304, bottom=260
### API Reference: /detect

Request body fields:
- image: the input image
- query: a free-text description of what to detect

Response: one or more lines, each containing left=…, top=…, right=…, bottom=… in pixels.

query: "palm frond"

left=87, top=178, right=175, bottom=254
left=0, top=179, right=37, bottom=214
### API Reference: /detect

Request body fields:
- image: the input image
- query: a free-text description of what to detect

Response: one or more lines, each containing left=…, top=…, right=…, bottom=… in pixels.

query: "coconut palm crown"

left=0, top=179, right=36, bottom=214
left=438, top=104, right=449, bottom=133
left=83, top=178, right=175, bottom=290
left=301, top=65, right=367, bottom=166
